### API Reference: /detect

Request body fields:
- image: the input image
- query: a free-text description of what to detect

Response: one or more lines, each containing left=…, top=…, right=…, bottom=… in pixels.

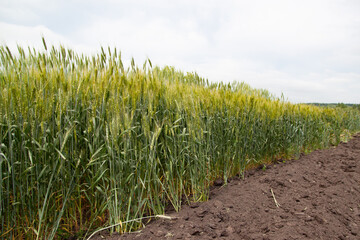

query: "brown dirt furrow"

left=95, top=134, right=360, bottom=240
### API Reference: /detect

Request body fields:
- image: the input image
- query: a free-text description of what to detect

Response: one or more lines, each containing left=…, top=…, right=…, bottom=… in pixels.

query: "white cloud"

left=0, top=5, right=40, bottom=24
left=0, top=22, right=70, bottom=50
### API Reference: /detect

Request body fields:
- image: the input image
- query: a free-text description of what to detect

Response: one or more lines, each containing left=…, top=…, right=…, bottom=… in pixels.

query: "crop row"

left=1, top=42, right=359, bottom=239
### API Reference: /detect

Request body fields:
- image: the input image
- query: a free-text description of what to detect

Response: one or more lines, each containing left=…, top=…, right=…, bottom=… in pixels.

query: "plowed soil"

left=93, top=134, right=360, bottom=240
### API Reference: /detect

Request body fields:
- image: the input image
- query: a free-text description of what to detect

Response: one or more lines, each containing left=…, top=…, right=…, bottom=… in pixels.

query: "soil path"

left=96, top=134, right=360, bottom=240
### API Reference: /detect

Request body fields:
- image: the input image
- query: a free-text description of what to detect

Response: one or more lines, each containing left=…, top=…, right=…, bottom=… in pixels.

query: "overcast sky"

left=1, top=0, right=359, bottom=103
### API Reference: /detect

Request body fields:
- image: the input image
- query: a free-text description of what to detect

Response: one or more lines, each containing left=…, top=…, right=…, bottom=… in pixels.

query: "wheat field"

left=1, top=40, right=359, bottom=239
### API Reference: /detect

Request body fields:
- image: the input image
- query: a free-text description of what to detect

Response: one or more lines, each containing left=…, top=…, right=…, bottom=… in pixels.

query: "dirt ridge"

left=97, top=134, right=360, bottom=240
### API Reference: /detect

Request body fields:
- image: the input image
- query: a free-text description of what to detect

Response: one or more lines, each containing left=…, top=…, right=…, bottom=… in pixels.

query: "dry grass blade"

left=271, top=188, right=281, bottom=208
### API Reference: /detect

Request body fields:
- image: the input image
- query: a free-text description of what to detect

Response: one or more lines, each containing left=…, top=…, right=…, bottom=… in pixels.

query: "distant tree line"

left=306, top=103, right=360, bottom=111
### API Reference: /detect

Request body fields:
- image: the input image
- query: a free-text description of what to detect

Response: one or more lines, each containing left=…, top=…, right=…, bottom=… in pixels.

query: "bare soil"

left=92, top=134, right=360, bottom=240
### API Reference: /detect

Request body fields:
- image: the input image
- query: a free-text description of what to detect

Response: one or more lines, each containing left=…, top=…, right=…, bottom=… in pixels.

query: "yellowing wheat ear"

left=1, top=41, right=359, bottom=239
